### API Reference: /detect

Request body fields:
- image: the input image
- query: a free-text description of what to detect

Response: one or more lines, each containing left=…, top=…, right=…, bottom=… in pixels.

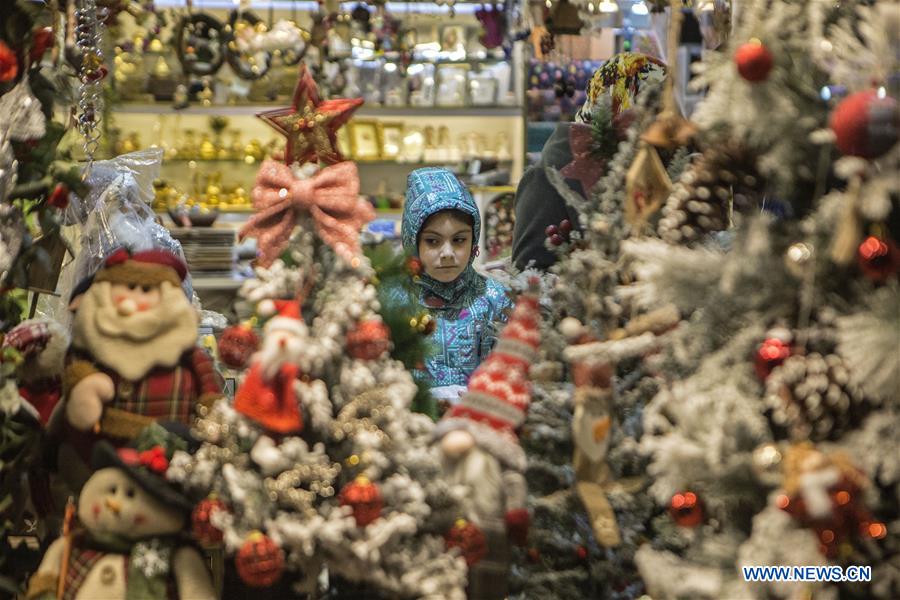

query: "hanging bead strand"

left=74, top=0, right=107, bottom=169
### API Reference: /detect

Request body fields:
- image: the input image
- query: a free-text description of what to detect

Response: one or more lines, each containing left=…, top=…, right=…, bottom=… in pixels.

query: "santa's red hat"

left=94, top=248, right=188, bottom=288
left=434, top=284, right=542, bottom=472
left=258, top=299, right=306, bottom=337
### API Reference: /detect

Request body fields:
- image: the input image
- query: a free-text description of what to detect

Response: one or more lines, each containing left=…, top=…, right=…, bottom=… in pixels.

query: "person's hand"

left=66, top=372, right=115, bottom=431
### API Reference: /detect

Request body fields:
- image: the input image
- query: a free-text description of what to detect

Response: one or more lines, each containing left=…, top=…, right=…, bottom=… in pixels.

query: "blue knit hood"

left=402, top=168, right=482, bottom=305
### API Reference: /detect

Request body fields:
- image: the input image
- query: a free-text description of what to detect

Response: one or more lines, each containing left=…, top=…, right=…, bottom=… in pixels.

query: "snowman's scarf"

left=66, top=532, right=178, bottom=600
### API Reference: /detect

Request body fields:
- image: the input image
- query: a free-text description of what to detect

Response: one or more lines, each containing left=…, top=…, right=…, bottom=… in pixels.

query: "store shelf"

left=114, top=104, right=523, bottom=118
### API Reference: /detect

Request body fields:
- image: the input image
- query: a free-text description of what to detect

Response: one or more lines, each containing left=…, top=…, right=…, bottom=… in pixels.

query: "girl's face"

left=418, top=211, right=473, bottom=283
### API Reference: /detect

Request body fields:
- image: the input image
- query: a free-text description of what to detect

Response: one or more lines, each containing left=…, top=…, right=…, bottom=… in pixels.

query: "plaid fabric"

left=2, top=320, right=51, bottom=357
left=112, top=347, right=222, bottom=424
left=67, top=347, right=222, bottom=426
left=62, top=545, right=105, bottom=600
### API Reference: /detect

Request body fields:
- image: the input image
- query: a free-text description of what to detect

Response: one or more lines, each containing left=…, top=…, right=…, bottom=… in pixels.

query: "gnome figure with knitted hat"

left=434, top=283, right=542, bottom=600
left=58, top=248, right=222, bottom=489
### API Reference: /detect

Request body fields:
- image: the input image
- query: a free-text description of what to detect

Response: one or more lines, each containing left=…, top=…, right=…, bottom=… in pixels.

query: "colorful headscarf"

left=575, top=52, right=667, bottom=123
left=402, top=167, right=482, bottom=305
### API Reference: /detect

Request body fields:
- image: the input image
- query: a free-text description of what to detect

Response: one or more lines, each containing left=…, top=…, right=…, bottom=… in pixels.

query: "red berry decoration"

left=858, top=235, right=900, bottom=282
left=219, top=324, right=260, bottom=369
left=0, top=41, right=18, bottom=82
left=830, top=90, right=899, bottom=159
left=550, top=234, right=564, bottom=246
left=47, top=183, right=70, bottom=210
left=559, top=219, right=573, bottom=235
left=236, top=532, right=285, bottom=587
left=734, top=40, right=774, bottom=82
left=339, top=476, right=384, bottom=527
left=575, top=545, right=588, bottom=560
left=345, top=319, right=391, bottom=361
left=754, top=336, right=792, bottom=381
left=545, top=224, right=559, bottom=237
left=406, top=256, right=423, bottom=276
left=669, top=490, right=704, bottom=527
left=445, top=519, right=488, bottom=566
left=526, top=547, right=541, bottom=563
left=192, top=497, right=227, bottom=546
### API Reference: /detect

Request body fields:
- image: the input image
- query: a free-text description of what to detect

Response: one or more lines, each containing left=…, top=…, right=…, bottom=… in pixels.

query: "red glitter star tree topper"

left=257, top=64, right=363, bottom=166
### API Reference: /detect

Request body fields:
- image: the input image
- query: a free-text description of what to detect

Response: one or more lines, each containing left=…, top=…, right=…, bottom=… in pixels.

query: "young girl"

left=402, top=167, right=511, bottom=402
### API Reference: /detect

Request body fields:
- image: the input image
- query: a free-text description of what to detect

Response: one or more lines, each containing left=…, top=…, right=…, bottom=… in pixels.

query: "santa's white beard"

left=254, top=329, right=306, bottom=380
left=443, top=445, right=504, bottom=525
left=72, top=281, right=199, bottom=381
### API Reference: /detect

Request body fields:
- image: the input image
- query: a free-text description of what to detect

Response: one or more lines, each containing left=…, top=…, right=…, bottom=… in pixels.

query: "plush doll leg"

left=25, top=537, right=64, bottom=600
left=173, top=546, right=217, bottom=600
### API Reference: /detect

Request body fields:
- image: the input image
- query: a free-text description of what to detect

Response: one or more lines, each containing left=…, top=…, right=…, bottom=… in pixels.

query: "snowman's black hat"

left=92, top=421, right=197, bottom=513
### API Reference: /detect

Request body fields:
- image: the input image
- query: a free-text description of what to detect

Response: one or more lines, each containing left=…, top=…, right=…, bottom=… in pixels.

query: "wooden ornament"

left=625, top=143, right=672, bottom=227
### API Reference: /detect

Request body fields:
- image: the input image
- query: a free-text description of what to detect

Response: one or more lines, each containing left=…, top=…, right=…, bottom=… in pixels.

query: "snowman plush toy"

left=26, top=423, right=215, bottom=600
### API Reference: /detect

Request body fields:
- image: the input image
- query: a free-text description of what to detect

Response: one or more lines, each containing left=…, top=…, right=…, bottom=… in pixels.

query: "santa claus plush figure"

left=433, top=284, right=541, bottom=599
left=60, top=249, right=222, bottom=485
left=233, top=300, right=308, bottom=434
left=26, top=423, right=215, bottom=600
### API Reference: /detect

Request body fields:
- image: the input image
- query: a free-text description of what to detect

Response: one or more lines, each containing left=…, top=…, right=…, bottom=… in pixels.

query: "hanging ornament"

left=857, top=234, right=900, bottom=282
left=625, top=143, right=673, bottom=228
left=444, top=518, right=487, bottom=566
left=74, top=0, right=107, bottom=166
left=191, top=497, right=228, bottom=546
left=765, top=353, right=870, bottom=442
left=345, top=319, right=391, bottom=361
left=754, top=331, right=792, bottom=381
left=236, top=532, right=285, bottom=587
left=219, top=323, right=261, bottom=369
left=257, top=64, right=363, bottom=166
left=339, top=476, right=384, bottom=527
left=829, top=90, right=899, bottom=159
left=734, top=39, right=774, bottom=82
left=669, top=490, right=704, bottom=527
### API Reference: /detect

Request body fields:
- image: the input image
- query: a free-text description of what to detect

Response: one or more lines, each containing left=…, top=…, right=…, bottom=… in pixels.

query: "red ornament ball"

left=669, top=490, right=704, bottom=527
left=734, top=40, right=774, bottom=82
left=191, top=497, right=227, bottom=546
left=219, top=324, right=260, bottom=369
left=857, top=235, right=900, bottom=282
left=755, top=337, right=792, bottom=381
left=339, top=476, right=384, bottom=527
left=345, top=319, right=391, bottom=361
left=0, top=41, right=18, bottom=83
left=445, top=519, right=488, bottom=566
left=526, top=547, right=541, bottom=563
left=830, top=90, right=899, bottom=159
left=236, top=532, right=285, bottom=588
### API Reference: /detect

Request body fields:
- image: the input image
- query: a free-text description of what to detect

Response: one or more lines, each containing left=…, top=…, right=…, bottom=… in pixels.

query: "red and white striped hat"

left=434, top=282, right=542, bottom=472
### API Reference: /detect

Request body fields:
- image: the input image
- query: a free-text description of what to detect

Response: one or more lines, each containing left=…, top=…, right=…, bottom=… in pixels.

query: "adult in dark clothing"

left=512, top=53, right=666, bottom=271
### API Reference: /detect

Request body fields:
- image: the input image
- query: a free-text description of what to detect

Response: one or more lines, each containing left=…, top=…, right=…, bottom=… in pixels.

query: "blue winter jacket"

left=401, top=168, right=512, bottom=390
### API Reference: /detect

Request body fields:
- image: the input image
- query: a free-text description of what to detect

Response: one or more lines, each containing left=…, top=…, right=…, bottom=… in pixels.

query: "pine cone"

left=765, top=353, right=875, bottom=442
left=658, top=144, right=764, bottom=244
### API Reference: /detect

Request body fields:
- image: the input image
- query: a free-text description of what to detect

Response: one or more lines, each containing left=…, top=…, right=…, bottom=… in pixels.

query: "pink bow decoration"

left=240, top=160, right=375, bottom=267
